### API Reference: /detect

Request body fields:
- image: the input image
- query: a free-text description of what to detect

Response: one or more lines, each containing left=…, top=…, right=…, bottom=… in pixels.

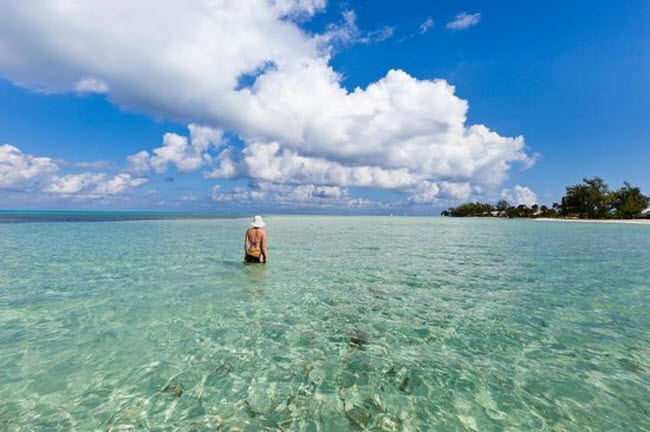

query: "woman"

left=244, top=215, right=268, bottom=263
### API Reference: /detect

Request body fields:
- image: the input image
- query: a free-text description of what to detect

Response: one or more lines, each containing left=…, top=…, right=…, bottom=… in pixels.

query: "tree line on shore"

left=441, top=177, right=650, bottom=219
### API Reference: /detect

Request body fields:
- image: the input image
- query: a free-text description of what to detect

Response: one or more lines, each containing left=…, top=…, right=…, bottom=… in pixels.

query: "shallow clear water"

left=1, top=215, right=649, bottom=431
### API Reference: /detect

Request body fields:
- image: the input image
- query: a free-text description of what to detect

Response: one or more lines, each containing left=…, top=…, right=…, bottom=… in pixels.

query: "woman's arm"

left=243, top=229, right=249, bottom=257
left=261, top=231, right=268, bottom=263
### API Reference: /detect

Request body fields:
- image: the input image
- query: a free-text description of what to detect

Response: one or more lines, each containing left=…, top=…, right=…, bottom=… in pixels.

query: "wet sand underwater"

left=1, top=215, right=649, bottom=430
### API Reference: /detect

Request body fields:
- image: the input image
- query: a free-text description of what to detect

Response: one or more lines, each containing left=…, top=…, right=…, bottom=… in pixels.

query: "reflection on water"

left=244, top=261, right=268, bottom=281
left=244, top=262, right=268, bottom=296
left=0, top=216, right=649, bottom=430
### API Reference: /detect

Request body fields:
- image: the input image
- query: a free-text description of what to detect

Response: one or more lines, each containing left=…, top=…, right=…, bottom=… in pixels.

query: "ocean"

left=1, top=213, right=649, bottom=430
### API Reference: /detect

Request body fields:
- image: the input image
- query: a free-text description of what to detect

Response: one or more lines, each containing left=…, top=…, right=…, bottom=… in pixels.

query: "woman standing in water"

left=244, top=215, right=268, bottom=263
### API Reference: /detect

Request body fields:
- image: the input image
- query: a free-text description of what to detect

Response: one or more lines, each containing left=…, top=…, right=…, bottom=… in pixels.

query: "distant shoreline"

left=0, top=211, right=247, bottom=224
left=535, top=218, right=650, bottom=225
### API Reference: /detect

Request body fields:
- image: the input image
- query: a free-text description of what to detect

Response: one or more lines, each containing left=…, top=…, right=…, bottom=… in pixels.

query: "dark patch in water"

left=349, top=329, right=369, bottom=350
left=618, top=358, right=646, bottom=374
left=161, top=384, right=183, bottom=398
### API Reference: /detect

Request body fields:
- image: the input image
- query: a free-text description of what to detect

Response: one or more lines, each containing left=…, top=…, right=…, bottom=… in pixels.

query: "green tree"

left=611, top=182, right=650, bottom=219
left=518, top=204, right=532, bottom=218
left=560, top=177, right=612, bottom=219
left=447, top=202, right=494, bottom=217
left=504, top=204, right=531, bottom=218
left=495, top=200, right=510, bottom=212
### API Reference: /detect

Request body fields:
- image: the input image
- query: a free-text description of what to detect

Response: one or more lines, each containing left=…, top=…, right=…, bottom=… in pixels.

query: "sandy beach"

left=535, top=218, right=650, bottom=225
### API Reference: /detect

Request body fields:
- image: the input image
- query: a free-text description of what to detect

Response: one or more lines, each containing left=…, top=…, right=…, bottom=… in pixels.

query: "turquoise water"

left=1, top=215, right=649, bottom=431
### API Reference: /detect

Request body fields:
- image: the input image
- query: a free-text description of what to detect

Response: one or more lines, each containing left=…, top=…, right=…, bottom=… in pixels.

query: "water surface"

left=1, top=216, right=649, bottom=430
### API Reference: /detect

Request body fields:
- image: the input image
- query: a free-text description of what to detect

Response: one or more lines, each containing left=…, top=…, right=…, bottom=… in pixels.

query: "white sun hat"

left=250, top=215, right=266, bottom=228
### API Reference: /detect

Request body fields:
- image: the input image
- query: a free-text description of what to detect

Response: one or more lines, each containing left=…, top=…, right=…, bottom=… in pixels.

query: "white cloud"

left=177, top=67, right=532, bottom=197
left=438, top=181, right=473, bottom=200
left=318, top=10, right=394, bottom=49
left=240, top=70, right=530, bottom=191
left=150, top=133, right=203, bottom=173
left=0, top=1, right=530, bottom=207
left=408, top=181, right=440, bottom=204
left=212, top=181, right=371, bottom=208
left=126, top=151, right=151, bottom=175
left=0, top=144, right=59, bottom=189
left=127, top=124, right=223, bottom=174
left=273, top=0, right=326, bottom=18
left=358, top=26, right=395, bottom=44
left=75, top=77, right=109, bottom=94
left=319, top=10, right=359, bottom=46
left=239, top=141, right=420, bottom=188
left=208, top=140, right=423, bottom=188
left=40, top=172, right=147, bottom=197
left=211, top=185, right=265, bottom=202
left=420, top=17, right=434, bottom=34
left=187, top=124, right=224, bottom=152
left=1, top=143, right=147, bottom=198
left=446, top=12, right=481, bottom=30
left=92, top=173, right=147, bottom=196
left=501, top=185, right=537, bottom=207
left=71, top=160, right=112, bottom=170
left=179, top=193, right=199, bottom=201
left=43, top=173, right=106, bottom=195
left=203, top=147, right=240, bottom=180
left=408, top=181, right=473, bottom=204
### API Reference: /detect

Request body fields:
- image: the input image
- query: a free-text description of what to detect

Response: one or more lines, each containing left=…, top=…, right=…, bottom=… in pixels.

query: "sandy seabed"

left=535, top=218, right=650, bottom=225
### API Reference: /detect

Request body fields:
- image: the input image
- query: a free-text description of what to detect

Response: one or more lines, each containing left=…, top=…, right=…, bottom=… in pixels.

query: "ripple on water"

left=0, top=216, right=649, bottom=430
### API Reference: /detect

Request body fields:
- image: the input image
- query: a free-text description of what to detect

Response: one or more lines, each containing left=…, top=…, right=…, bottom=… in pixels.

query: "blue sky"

left=1, top=0, right=648, bottom=213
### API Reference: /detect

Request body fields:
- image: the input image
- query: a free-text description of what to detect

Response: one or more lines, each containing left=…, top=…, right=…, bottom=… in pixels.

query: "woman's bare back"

left=245, top=228, right=267, bottom=263
left=247, top=228, right=264, bottom=245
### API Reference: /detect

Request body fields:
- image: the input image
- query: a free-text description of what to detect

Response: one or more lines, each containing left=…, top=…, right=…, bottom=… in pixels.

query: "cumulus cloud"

left=0, top=144, right=59, bottom=189
left=239, top=141, right=419, bottom=188
left=126, top=151, right=151, bottom=175
left=408, top=181, right=440, bottom=204
left=408, top=181, right=473, bottom=204
left=150, top=133, right=206, bottom=173
left=212, top=181, right=370, bottom=208
left=93, top=173, right=147, bottom=196
left=1, top=143, right=147, bottom=198
left=446, top=12, right=481, bottom=30
left=500, top=185, right=537, bottom=207
left=43, top=173, right=105, bottom=195
left=203, top=147, right=240, bottom=180
left=438, top=182, right=473, bottom=200
left=0, top=1, right=531, bottom=207
left=42, top=172, right=146, bottom=197
left=173, top=69, right=532, bottom=195
left=127, top=124, right=223, bottom=174
left=420, top=17, right=434, bottom=34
